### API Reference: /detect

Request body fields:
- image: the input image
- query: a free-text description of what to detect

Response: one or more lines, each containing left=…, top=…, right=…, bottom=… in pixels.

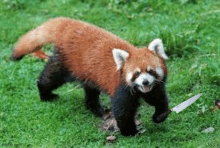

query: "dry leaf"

left=201, top=127, right=215, bottom=133
left=106, top=136, right=116, bottom=142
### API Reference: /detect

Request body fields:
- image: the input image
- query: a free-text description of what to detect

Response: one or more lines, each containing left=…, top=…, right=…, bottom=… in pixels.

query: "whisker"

left=155, top=79, right=165, bottom=84
left=127, top=83, right=135, bottom=95
left=131, top=84, right=136, bottom=94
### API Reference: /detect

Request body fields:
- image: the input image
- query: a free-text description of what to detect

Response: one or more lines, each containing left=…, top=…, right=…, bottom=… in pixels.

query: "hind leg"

left=37, top=51, right=70, bottom=101
left=83, top=84, right=105, bottom=117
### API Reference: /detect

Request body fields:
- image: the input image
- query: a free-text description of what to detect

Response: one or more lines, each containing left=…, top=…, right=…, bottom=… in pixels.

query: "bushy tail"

left=11, top=18, right=69, bottom=60
left=32, top=50, right=49, bottom=60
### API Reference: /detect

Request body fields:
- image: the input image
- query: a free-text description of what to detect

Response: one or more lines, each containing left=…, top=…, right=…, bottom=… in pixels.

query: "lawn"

left=0, top=0, right=220, bottom=147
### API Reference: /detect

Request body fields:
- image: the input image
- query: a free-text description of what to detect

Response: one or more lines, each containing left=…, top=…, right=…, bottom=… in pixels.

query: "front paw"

left=152, top=113, right=168, bottom=123
left=121, top=128, right=138, bottom=136
left=40, top=93, right=59, bottom=101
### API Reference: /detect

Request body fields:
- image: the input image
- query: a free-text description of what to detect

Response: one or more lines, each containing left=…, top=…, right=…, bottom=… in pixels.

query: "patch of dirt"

left=101, top=111, right=143, bottom=143
left=101, top=111, right=119, bottom=132
left=215, top=100, right=220, bottom=109
left=209, top=99, right=220, bottom=112
left=101, top=111, right=142, bottom=133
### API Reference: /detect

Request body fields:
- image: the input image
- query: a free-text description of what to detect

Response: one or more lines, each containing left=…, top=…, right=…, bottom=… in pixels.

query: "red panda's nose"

left=142, top=80, right=149, bottom=86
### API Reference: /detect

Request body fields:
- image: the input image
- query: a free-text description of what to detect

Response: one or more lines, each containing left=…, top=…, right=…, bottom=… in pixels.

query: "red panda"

left=11, top=17, right=169, bottom=136
left=32, top=50, right=48, bottom=60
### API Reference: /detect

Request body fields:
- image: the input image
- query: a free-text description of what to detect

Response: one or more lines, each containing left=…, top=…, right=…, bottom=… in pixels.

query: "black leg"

left=83, top=84, right=105, bottom=117
left=142, top=83, right=169, bottom=123
left=111, top=85, right=140, bottom=136
left=37, top=50, right=70, bottom=101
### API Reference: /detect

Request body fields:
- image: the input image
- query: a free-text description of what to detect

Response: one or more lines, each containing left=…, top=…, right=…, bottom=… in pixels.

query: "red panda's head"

left=113, top=39, right=168, bottom=93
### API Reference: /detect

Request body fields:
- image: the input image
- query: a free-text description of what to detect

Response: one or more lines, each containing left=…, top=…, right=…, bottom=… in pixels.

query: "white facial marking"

left=147, top=66, right=153, bottom=72
left=134, top=67, right=141, bottom=73
left=148, top=38, right=168, bottom=60
left=112, top=48, right=129, bottom=70
left=134, top=73, right=155, bottom=93
left=126, top=72, right=133, bottom=84
left=156, top=67, right=164, bottom=78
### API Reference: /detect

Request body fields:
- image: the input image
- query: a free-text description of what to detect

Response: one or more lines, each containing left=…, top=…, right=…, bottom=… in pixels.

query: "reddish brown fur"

left=123, top=48, right=167, bottom=74
left=12, top=17, right=166, bottom=96
left=32, top=50, right=48, bottom=60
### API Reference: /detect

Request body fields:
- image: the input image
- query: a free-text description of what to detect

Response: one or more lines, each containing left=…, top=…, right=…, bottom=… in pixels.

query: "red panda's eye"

left=148, top=69, right=154, bottom=75
left=135, top=71, right=141, bottom=77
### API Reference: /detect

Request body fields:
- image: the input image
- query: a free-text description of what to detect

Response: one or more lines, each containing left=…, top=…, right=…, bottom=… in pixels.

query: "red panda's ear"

left=148, top=39, right=168, bottom=60
left=112, top=48, right=129, bottom=70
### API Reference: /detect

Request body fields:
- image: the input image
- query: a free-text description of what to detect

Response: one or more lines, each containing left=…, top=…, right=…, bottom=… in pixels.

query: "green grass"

left=0, top=0, right=220, bottom=147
